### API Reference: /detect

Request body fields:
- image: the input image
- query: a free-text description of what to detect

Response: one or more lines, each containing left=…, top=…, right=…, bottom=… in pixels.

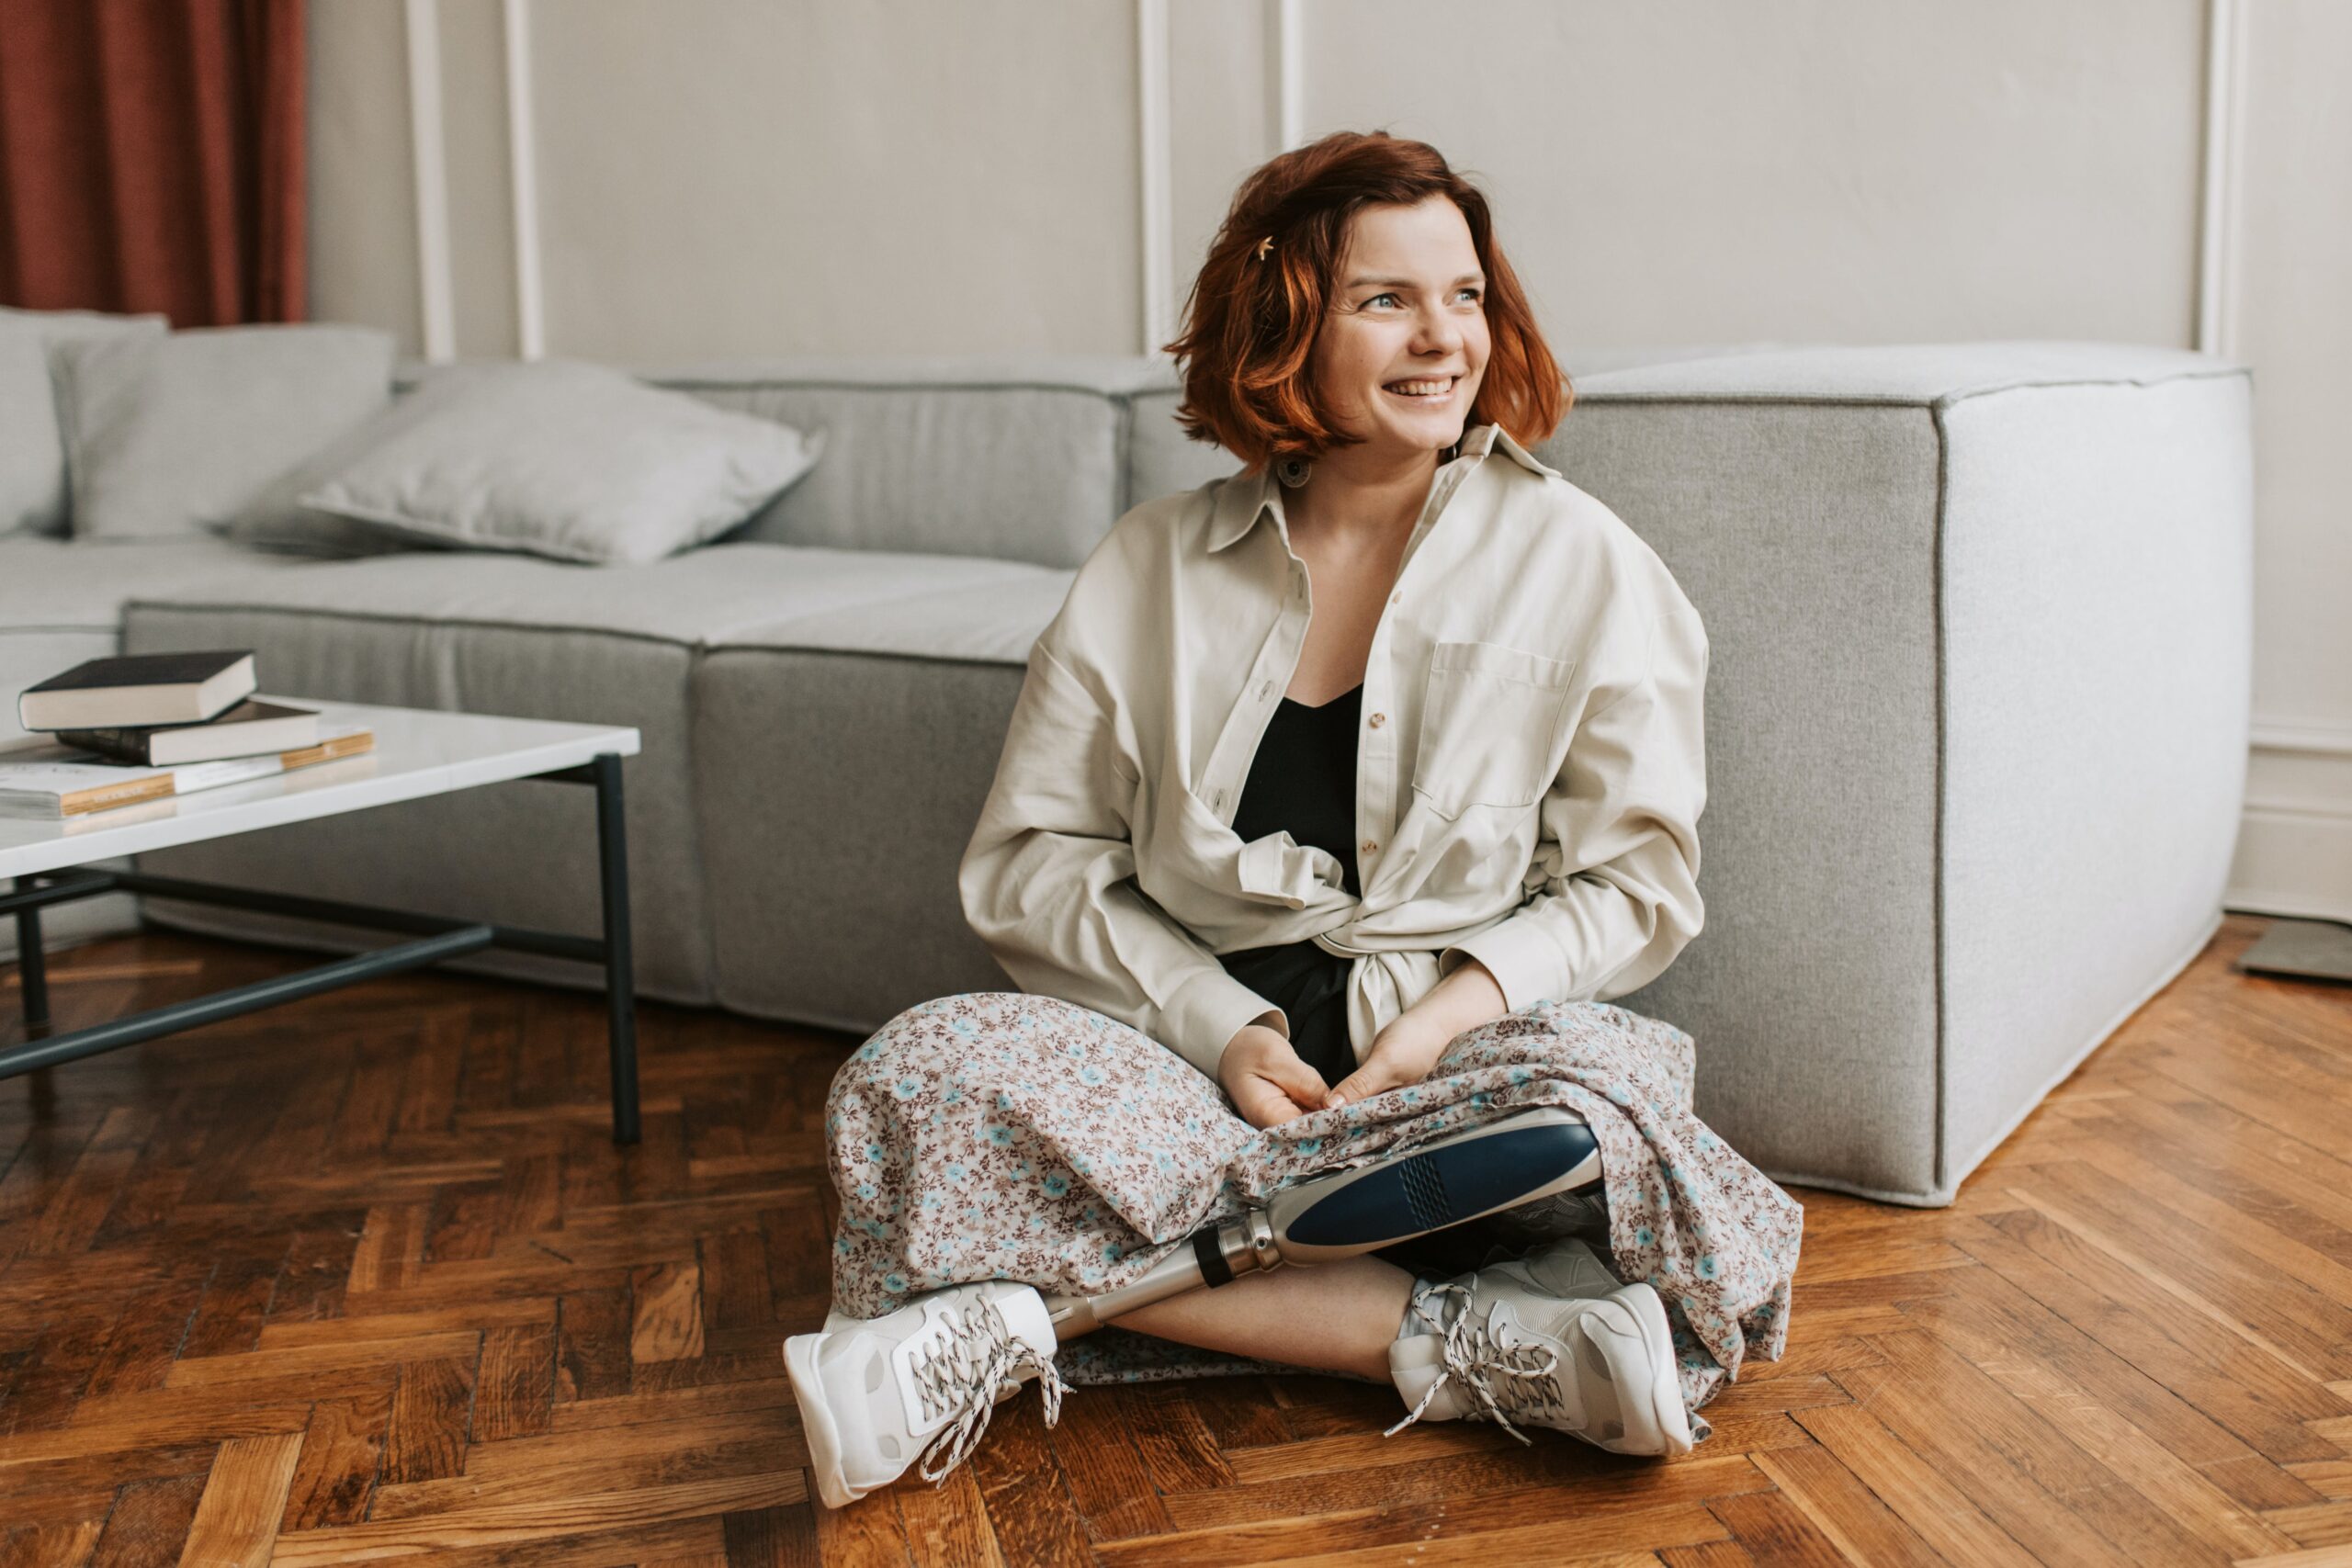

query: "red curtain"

left=0, top=0, right=307, bottom=324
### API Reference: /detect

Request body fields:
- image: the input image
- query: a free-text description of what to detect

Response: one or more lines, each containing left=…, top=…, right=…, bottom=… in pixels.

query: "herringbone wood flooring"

left=1, top=916, right=2348, bottom=1565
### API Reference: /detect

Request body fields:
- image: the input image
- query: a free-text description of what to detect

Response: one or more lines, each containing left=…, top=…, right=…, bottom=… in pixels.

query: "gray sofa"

left=0, top=343, right=2254, bottom=1205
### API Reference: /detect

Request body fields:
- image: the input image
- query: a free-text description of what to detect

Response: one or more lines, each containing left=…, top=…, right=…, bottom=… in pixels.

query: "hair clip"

left=1254, top=236, right=1273, bottom=262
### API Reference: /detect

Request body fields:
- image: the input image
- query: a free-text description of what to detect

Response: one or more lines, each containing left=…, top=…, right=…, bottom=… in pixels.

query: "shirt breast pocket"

left=1410, top=639, right=1577, bottom=820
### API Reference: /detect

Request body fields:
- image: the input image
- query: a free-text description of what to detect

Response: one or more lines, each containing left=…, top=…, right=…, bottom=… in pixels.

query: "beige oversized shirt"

left=958, top=422, right=1708, bottom=1082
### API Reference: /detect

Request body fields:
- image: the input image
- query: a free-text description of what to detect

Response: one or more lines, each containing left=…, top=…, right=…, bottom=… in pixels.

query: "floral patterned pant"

left=823, top=992, right=1803, bottom=1432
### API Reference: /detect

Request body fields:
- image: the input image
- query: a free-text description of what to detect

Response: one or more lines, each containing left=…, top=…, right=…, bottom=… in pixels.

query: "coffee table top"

left=0, top=699, right=640, bottom=880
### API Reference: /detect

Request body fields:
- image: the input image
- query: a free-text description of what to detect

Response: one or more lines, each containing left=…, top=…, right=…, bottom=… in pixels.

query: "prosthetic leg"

left=789, top=1104, right=1620, bottom=1508
left=1043, top=1104, right=1602, bottom=1336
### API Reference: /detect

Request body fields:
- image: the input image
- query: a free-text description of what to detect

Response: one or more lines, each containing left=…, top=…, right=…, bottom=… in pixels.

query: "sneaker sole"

left=784, top=1332, right=860, bottom=1510
left=1614, top=1283, right=1695, bottom=1458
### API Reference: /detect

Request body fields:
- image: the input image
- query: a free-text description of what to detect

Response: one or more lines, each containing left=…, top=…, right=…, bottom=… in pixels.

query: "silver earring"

left=1274, top=455, right=1312, bottom=490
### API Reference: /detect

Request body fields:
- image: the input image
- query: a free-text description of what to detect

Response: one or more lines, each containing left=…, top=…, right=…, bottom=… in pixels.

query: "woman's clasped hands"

left=1215, top=1016, right=1453, bottom=1130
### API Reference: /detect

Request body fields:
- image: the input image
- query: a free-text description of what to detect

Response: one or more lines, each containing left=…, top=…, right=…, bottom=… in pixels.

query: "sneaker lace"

left=1384, top=1282, right=1566, bottom=1446
left=910, top=1299, right=1067, bottom=1485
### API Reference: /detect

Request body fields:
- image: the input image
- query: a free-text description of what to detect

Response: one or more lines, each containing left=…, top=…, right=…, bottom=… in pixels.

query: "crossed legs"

left=792, top=994, right=1698, bottom=1509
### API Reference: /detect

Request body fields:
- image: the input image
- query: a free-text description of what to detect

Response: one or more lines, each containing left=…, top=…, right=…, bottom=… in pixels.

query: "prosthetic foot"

left=1044, top=1105, right=1602, bottom=1336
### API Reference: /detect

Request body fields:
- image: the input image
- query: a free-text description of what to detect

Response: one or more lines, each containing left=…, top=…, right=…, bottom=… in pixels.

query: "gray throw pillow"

left=55, top=323, right=396, bottom=540
left=0, top=307, right=168, bottom=537
left=225, top=363, right=500, bottom=558
left=286, top=360, right=823, bottom=566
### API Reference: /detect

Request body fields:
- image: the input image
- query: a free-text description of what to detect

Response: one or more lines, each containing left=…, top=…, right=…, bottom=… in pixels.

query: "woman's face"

left=1308, top=196, right=1492, bottom=462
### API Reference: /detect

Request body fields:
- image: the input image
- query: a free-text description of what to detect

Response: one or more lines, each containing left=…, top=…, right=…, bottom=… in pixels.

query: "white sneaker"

left=1386, top=1238, right=1693, bottom=1457
left=785, top=1282, right=1063, bottom=1509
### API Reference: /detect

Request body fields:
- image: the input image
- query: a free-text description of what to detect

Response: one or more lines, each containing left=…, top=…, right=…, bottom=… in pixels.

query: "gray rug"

left=2234, top=917, right=2352, bottom=985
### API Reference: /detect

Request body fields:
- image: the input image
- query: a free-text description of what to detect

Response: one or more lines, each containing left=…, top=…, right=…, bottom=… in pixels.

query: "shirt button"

left=1368, top=712, right=1386, bottom=728
left=1391, top=592, right=1402, bottom=605
left=1361, top=839, right=1378, bottom=856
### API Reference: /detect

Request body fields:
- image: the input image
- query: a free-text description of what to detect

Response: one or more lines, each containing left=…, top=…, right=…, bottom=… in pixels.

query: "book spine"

left=59, top=775, right=176, bottom=817
left=280, top=733, right=371, bottom=768
left=51, top=729, right=153, bottom=765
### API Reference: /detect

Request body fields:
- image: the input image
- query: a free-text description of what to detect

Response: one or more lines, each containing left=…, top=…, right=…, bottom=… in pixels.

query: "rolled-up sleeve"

left=959, top=637, right=1278, bottom=1079
left=1437, top=595, right=1709, bottom=1012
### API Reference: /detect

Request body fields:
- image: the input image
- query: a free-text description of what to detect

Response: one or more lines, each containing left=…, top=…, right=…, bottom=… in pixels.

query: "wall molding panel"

left=401, top=0, right=456, bottom=363
left=1136, top=0, right=1174, bottom=357
left=2196, top=0, right=2248, bottom=356
left=502, top=0, right=546, bottom=361
left=1270, top=0, right=1304, bottom=153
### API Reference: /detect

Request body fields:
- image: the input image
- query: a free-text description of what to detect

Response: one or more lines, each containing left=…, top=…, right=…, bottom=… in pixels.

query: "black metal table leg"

left=0, top=925, right=495, bottom=1079
left=12, top=875, right=49, bottom=1038
left=591, top=751, right=641, bottom=1145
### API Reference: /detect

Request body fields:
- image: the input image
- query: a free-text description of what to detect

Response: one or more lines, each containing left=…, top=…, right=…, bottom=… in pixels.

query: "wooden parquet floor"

left=1, top=915, right=2349, bottom=1565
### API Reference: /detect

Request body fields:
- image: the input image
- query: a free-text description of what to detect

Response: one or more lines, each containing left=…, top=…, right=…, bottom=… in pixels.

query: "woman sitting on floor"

left=785, top=130, right=1802, bottom=1510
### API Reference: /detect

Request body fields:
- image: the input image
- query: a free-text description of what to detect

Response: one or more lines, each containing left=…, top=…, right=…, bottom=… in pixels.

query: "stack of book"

left=1, top=651, right=375, bottom=819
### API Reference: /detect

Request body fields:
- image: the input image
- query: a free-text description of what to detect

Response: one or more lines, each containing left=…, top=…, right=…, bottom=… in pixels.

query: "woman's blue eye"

left=1367, top=293, right=1400, bottom=309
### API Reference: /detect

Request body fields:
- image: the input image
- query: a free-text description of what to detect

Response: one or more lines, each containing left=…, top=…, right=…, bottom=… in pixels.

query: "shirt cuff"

left=1161, top=966, right=1285, bottom=1080
left=1440, top=914, right=1566, bottom=1016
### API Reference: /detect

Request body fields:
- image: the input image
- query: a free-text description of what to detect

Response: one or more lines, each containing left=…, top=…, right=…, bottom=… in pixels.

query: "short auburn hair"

left=1166, top=130, right=1567, bottom=469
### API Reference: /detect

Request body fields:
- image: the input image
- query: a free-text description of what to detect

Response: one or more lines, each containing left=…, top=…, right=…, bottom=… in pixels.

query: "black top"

left=1216, top=682, right=1363, bottom=1085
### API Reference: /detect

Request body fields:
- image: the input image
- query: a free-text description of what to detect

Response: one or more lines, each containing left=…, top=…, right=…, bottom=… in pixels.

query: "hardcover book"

left=17, top=650, right=257, bottom=732
left=53, top=699, right=322, bottom=766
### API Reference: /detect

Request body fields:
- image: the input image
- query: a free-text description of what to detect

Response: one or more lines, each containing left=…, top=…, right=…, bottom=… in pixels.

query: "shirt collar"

left=1204, top=423, right=1560, bottom=554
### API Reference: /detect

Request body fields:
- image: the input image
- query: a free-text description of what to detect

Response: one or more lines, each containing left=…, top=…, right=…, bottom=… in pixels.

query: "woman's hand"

left=1324, top=1015, right=1452, bottom=1110
left=1217, top=1024, right=1331, bottom=1129
left=1323, top=956, right=1510, bottom=1110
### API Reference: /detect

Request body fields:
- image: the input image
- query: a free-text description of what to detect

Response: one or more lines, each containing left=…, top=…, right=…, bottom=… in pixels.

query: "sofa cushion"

left=117, top=543, right=1057, bottom=1007
left=706, top=571, right=1075, bottom=667
left=55, top=324, right=396, bottom=540
left=651, top=358, right=1163, bottom=570
left=124, top=539, right=1047, bottom=646
left=0, top=536, right=316, bottom=633
left=692, top=570, right=1071, bottom=1030
left=1, top=307, right=168, bottom=538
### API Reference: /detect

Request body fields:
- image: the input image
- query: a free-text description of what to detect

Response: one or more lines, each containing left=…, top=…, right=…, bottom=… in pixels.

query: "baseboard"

left=2231, top=745, right=2352, bottom=922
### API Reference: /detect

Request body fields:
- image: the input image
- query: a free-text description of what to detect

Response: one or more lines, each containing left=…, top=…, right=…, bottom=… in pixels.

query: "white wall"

left=308, top=0, right=2352, bottom=922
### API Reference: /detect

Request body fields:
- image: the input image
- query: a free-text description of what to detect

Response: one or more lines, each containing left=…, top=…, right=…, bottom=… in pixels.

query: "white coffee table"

left=1, top=699, right=646, bottom=1143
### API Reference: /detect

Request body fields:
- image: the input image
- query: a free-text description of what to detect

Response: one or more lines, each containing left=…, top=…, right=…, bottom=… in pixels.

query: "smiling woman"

left=1166, top=131, right=1565, bottom=470
left=784, top=130, right=1799, bottom=1513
